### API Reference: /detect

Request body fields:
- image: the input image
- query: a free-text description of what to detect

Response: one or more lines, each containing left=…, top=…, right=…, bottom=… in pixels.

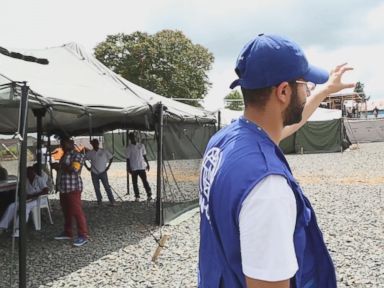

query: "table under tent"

left=0, top=44, right=216, bottom=287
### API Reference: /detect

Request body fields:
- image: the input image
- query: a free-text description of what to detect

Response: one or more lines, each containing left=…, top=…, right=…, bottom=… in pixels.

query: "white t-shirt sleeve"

left=37, top=175, right=48, bottom=190
left=141, top=144, right=147, bottom=156
left=239, top=174, right=298, bottom=282
left=27, top=175, right=48, bottom=196
left=105, top=149, right=113, bottom=160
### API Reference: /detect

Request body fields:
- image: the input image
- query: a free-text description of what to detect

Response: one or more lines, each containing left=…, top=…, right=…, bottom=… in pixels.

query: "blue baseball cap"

left=230, top=34, right=329, bottom=89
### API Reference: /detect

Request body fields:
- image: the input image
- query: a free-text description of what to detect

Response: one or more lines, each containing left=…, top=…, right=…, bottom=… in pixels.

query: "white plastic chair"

left=31, top=194, right=53, bottom=230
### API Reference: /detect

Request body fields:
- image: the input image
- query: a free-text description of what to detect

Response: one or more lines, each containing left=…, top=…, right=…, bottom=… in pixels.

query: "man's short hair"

left=60, top=137, right=70, bottom=144
left=241, top=87, right=273, bottom=108
left=27, top=166, right=35, bottom=174
left=241, top=80, right=298, bottom=108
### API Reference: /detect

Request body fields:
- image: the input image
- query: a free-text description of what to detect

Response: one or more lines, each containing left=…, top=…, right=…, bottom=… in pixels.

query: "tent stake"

left=151, top=234, right=170, bottom=262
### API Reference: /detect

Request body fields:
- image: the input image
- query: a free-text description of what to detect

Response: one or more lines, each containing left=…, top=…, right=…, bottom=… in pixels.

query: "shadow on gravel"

left=0, top=199, right=157, bottom=288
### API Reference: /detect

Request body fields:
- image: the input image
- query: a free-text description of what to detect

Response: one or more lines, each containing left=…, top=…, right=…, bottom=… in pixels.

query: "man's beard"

left=283, top=86, right=305, bottom=126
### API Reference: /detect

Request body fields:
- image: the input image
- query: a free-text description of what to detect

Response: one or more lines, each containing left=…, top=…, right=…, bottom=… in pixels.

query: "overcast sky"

left=1, top=0, right=383, bottom=110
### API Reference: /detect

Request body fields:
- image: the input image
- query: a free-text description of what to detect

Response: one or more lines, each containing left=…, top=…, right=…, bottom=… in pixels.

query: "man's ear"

left=275, top=81, right=291, bottom=106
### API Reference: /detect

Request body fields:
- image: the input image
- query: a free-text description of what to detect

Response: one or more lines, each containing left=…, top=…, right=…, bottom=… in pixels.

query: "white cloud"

left=306, top=44, right=382, bottom=93
left=203, top=43, right=384, bottom=111
left=203, top=59, right=238, bottom=111
left=366, top=2, right=384, bottom=32
left=1, top=0, right=167, bottom=49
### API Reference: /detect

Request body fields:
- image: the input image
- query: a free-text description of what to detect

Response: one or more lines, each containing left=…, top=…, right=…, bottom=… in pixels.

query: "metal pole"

left=340, top=118, right=344, bottom=152
left=33, top=109, right=46, bottom=176
left=18, top=82, right=29, bottom=288
left=126, top=129, right=130, bottom=195
left=217, top=110, right=221, bottom=132
left=88, top=113, right=93, bottom=142
left=156, top=104, right=164, bottom=225
left=47, top=134, right=54, bottom=183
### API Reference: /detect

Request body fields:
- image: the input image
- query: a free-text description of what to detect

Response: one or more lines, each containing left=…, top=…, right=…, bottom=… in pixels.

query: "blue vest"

left=199, top=117, right=336, bottom=288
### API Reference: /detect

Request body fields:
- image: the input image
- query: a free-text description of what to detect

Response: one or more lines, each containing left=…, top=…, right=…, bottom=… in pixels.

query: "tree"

left=94, top=30, right=214, bottom=106
left=354, top=81, right=370, bottom=101
left=354, top=81, right=370, bottom=118
left=224, top=90, right=243, bottom=111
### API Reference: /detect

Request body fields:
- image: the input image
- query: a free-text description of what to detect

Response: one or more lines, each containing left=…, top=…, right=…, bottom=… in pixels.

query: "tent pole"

left=18, top=82, right=29, bottom=288
left=340, top=118, right=343, bottom=152
left=88, top=113, right=93, bottom=142
left=33, top=109, right=46, bottom=175
left=156, top=104, right=164, bottom=226
left=126, top=129, right=130, bottom=195
left=111, top=130, right=115, bottom=154
left=47, top=134, right=54, bottom=183
left=217, top=110, right=221, bottom=132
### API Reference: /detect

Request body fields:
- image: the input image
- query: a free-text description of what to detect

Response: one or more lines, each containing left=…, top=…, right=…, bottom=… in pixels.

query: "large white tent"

left=0, top=43, right=217, bottom=229
left=0, top=43, right=215, bottom=135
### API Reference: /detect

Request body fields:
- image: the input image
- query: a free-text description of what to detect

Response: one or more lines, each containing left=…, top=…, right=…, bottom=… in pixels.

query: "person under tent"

left=85, top=139, right=115, bottom=206
left=0, top=166, right=48, bottom=235
left=126, top=132, right=152, bottom=202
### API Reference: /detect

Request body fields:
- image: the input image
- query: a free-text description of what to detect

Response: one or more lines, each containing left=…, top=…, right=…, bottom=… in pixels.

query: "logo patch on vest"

left=199, top=147, right=222, bottom=222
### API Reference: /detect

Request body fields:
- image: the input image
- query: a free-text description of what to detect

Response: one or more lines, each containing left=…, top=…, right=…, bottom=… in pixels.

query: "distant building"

left=358, top=99, right=384, bottom=119
left=324, top=93, right=384, bottom=119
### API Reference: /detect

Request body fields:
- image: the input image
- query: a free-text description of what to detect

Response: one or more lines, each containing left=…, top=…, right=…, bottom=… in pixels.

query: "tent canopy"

left=0, top=43, right=215, bottom=136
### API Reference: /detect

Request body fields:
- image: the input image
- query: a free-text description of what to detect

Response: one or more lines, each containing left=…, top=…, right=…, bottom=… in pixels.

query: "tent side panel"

left=103, top=132, right=157, bottom=162
left=162, top=122, right=216, bottom=161
left=160, top=122, right=215, bottom=224
left=279, top=133, right=296, bottom=154
left=163, top=199, right=198, bottom=225
left=295, top=119, right=342, bottom=153
left=345, top=119, right=384, bottom=143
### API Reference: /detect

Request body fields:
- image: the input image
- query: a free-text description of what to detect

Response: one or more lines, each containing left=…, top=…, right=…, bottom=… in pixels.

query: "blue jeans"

left=91, top=171, right=115, bottom=203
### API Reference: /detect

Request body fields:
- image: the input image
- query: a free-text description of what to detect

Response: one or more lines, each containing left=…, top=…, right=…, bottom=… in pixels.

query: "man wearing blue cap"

left=199, top=34, right=354, bottom=288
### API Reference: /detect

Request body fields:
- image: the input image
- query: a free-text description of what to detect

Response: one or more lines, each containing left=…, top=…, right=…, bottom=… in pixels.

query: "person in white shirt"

left=126, top=132, right=152, bottom=202
left=41, top=145, right=48, bottom=165
left=36, top=142, right=50, bottom=167
left=32, top=163, right=54, bottom=192
left=85, top=139, right=115, bottom=205
left=0, top=166, right=48, bottom=231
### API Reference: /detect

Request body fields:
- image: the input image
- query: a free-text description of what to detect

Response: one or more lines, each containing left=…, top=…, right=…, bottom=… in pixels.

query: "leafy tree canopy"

left=94, top=30, right=214, bottom=106
left=354, top=81, right=370, bottom=101
left=224, top=90, right=243, bottom=111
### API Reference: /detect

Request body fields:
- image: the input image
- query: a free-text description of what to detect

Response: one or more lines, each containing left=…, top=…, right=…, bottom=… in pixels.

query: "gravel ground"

left=0, top=142, right=383, bottom=287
